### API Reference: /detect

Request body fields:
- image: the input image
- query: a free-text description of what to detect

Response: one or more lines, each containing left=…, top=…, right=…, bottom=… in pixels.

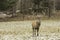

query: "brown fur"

left=32, top=20, right=40, bottom=36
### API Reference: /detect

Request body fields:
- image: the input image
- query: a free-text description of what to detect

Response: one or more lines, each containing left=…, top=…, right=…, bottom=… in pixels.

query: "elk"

left=32, top=19, right=41, bottom=37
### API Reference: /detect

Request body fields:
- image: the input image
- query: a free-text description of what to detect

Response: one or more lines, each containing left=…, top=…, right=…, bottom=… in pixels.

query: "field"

left=0, top=19, right=60, bottom=40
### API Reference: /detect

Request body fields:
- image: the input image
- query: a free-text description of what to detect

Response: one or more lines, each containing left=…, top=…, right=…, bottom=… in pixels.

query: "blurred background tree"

left=0, top=0, right=17, bottom=11
left=0, top=0, right=9, bottom=11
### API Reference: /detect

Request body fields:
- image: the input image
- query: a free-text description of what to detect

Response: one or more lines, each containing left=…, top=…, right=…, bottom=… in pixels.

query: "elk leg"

left=33, top=28, right=34, bottom=37
left=33, top=28, right=36, bottom=37
left=37, top=28, right=39, bottom=36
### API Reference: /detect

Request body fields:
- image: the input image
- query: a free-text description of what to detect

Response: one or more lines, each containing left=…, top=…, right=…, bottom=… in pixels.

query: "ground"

left=0, top=19, right=60, bottom=40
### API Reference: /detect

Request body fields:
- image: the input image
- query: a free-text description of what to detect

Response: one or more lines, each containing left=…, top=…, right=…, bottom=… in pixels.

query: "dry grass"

left=0, top=20, right=60, bottom=40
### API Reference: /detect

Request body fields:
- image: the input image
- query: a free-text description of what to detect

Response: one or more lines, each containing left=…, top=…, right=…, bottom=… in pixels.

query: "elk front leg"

left=37, top=28, right=39, bottom=36
left=33, top=28, right=36, bottom=37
